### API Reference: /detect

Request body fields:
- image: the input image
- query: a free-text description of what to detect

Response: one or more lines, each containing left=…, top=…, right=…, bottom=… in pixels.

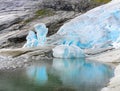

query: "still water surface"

left=0, top=58, right=114, bottom=91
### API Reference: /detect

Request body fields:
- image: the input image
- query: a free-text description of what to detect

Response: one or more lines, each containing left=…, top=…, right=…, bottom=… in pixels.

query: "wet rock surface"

left=0, top=45, right=54, bottom=70
left=102, top=64, right=120, bottom=91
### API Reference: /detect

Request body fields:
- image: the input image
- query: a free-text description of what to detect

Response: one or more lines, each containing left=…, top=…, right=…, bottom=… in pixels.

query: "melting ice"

left=57, top=0, right=120, bottom=49
left=53, top=0, right=120, bottom=58
left=23, top=23, right=48, bottom=48
left=24, top=0, right=120, bottom=58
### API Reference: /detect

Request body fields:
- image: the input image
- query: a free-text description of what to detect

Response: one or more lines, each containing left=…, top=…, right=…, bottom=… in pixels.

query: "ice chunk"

left=23, top=23, right=48, bottom=48
left=23, top=31, right=38, bottom=48
left=53, top=45, right=85, bottom=58
left=34, top=23, right=48, bottom=46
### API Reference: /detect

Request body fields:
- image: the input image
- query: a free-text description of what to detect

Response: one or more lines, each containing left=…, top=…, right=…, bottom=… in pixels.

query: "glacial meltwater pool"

left=0, top=58, right=114, bottom=91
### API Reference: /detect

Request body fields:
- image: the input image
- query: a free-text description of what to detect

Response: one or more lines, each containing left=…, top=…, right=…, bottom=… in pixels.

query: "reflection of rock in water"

left=52, top=58, right=114, bottom=91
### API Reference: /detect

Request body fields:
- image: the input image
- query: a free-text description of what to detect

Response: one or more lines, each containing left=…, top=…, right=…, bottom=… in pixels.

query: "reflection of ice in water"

left=25, top=59, right=113, bottom=91
left=26, top=66, right=48, bottom=85
left=52, top=58, right=113, bottom=91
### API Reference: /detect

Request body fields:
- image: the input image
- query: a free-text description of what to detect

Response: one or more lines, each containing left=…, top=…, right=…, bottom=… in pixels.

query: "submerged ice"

left=24, top=0, right=120, bottom=58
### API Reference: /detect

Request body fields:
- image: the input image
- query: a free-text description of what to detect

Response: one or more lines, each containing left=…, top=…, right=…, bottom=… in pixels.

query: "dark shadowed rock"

left=0, top=14, right=26, bottom=32
left=42, top=0, right=91, bottom=12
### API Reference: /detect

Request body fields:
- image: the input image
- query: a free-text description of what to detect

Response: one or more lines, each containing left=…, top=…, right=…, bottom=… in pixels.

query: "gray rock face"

left=0, top=45, right=54, bottom=70
left=0, top=11, right=78, bottom=48
left=0, top=0, right=91, bottom=15
left=42, top=0, right=91, bottom=12
left=0, top=0, right=45, bottom=32
left=0, top=14, right=25, bottom=32
left=0, top=0, right=43, bottom=15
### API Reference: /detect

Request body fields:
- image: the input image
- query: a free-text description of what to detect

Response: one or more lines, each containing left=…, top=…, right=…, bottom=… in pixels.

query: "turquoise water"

left=0, top=58, right=114, bottom=91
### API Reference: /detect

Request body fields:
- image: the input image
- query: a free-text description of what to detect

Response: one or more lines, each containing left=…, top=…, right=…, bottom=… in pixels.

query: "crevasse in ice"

left=23, top=23, right=48, bottom=48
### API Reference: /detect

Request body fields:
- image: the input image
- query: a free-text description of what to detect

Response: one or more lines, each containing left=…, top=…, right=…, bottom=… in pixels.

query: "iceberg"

left=23, top=23, right=48, bottom=48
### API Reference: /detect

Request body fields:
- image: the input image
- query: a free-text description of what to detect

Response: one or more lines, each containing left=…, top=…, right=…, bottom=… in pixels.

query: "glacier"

left=23, top=0, right=120, bottom=58
left=57, top=0, right=120, bottom=49
left=52, top=0, right=120, bottom=58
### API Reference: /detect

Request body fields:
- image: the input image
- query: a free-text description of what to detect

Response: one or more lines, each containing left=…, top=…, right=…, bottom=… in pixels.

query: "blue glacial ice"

left=57, top=1, right=120, bottom=49
left=34, top=23, right=48, bottom=46
left=23, top=31, right=38, bottom=48
left=52, top=45, right=85, bottom=58
left=52, top=0, right=120, bottom=58
left=24, top=0, right=120, bottom=58
left=23, top=23, right=48, bottom=48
